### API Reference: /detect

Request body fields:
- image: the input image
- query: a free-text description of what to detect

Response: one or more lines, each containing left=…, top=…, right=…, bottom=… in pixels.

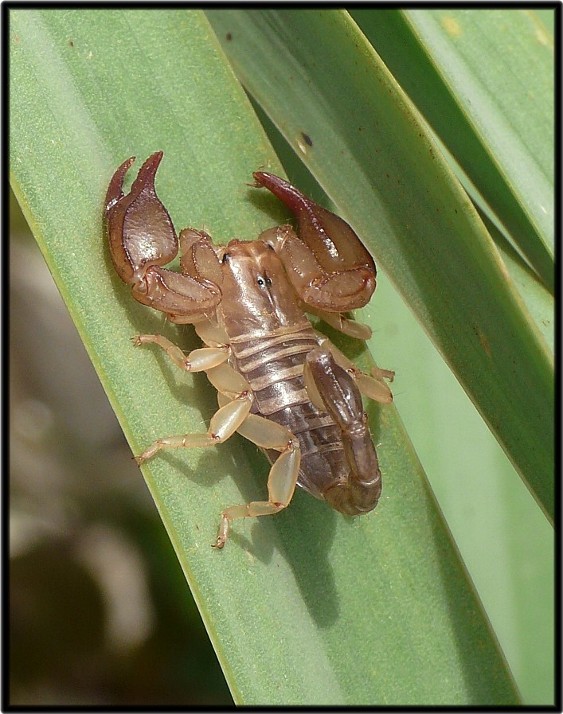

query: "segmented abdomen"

left=228, top=324, right=351, bottom=502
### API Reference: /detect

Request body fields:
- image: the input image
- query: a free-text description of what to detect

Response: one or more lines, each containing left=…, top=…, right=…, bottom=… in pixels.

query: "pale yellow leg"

left=371, top=366, right=395, bottom=383
left=302, top=361, right=327, bottom=412
left=212, top=412, right=301, bottom=549
left=134, top=343, right=301, bottom=549
left=194, top=319, right=230, bottom=348
left=136, top=394, right=253, bottom=463
left=136, top=362, right=253, bottom=463
left=205, top=362, right=252, bottom=399
left=311, top=308, right=373, bottom=340
left=133, top=333, right=229, bottom=372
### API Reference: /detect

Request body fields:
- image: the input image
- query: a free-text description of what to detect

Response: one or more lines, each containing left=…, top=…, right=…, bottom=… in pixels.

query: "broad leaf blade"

left=10, top=9, right=519, bottom=704
left=207, top=8, right=554, bottom=521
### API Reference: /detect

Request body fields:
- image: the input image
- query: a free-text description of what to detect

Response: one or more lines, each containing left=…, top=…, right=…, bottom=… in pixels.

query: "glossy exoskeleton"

left=105, top=153, right=393, bottom=548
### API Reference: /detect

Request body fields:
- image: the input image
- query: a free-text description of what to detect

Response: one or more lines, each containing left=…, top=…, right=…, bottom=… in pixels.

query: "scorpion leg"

left=304, top=347, right=383, bottom=515
left=135, top=362, right=253, bottom=463
left=105, top=153, right=222, bottom=323
left=213, top=401, right=301, bottom=549
left=307, top=306, right=373, bottom=341
left=132, top=334, right=229, bottom=373
left=254, top=172, right=376, bottom=312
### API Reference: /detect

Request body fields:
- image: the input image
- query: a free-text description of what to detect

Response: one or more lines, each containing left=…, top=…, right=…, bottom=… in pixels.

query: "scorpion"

left=105, top=152, right=394, bottom=548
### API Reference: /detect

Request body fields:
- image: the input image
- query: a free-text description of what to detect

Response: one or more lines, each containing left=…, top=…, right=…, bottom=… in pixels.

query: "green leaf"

left=206, top=8, right=554, bottom=522
left=10, top=8, right=521, bottom=705
left=352, top=8, right=554, bottom=292
left=475, top=206, right=554, bottom=353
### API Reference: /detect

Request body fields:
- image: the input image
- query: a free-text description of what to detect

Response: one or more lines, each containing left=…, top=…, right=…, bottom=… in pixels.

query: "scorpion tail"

left=305, top=347, right=382, bottom=516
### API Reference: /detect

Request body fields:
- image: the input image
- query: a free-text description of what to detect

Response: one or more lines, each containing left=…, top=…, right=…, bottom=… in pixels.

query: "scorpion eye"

left=257, top=277, right=265, bottom=287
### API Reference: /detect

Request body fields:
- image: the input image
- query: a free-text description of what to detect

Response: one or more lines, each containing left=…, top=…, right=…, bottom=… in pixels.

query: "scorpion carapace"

left=105, top=152, right=393, bottom=548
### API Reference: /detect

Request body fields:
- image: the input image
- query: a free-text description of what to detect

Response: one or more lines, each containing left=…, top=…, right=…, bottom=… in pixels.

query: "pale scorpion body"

left=105, top=153, right=393, bottom=548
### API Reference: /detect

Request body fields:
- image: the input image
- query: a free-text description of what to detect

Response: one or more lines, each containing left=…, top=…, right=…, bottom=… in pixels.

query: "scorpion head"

left=217, top=239, right=306, bottom=336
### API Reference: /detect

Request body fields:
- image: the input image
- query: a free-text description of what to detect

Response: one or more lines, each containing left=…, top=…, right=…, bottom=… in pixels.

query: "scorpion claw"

left=253, top=172, right=376, bottom=312
left=105, top=155, right=136, bottom=211
left=105, top=151, right=175, bottom=287
left=105, top=152, right=222, bottom=322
